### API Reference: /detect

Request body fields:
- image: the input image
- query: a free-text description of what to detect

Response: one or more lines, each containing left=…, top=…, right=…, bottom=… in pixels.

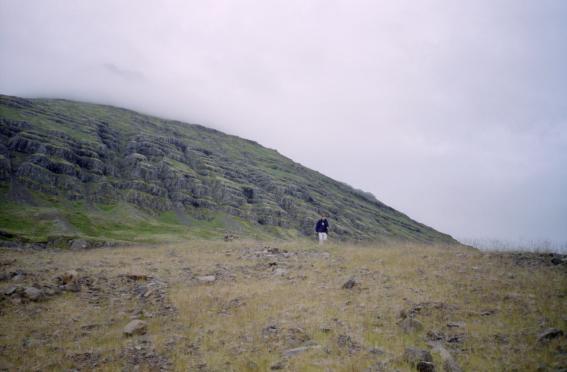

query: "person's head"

left=320, top=213, right=326, bottom=219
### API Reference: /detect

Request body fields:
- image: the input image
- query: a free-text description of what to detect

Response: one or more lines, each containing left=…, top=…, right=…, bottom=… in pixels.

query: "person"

left=315, top=214, right=329, bottom=244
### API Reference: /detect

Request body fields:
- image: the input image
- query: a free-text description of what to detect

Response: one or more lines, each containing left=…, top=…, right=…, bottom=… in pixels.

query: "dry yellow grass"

left=0, top=240, right=565, bottom=371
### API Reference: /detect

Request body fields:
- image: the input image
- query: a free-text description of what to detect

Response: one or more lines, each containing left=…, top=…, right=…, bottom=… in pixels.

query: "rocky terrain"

left=0, top=241, right=565, bottom=371
left=0, top=95, right=455, bottom=245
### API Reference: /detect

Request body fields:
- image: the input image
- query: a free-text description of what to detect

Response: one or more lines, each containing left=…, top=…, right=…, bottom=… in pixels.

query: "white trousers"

left=318, top=232, right=328, bottom=244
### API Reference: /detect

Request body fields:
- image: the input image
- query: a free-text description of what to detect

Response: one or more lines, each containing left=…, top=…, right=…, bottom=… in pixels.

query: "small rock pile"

left=2, top=269, right=82, bottom=304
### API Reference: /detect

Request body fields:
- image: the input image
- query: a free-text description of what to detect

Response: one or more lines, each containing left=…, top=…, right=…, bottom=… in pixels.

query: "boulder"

left=123, top=320, right=148, bottom=337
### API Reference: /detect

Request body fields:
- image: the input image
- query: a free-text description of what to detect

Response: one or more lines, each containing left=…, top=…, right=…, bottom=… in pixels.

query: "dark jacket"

left=315, top=218, right=329, bottom=233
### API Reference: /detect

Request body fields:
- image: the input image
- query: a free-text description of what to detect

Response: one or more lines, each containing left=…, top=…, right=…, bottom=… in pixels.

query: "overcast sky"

left=1, top=0, right=566, bottom=243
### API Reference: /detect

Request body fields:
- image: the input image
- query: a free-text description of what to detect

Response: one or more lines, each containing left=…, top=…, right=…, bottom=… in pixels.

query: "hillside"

left=0, top=95, right=456, bottom=245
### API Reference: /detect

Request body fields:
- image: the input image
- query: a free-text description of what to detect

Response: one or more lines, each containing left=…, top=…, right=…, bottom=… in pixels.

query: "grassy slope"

left=0, top=241, right=565, bottom=371
left=0, top=95, right=456, bottom=244
left=0, top=188, right=294, bottom=244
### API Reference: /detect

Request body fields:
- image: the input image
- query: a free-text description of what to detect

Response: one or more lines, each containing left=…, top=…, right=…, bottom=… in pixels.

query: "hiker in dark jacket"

left=315, top=214, right=329, bottom=244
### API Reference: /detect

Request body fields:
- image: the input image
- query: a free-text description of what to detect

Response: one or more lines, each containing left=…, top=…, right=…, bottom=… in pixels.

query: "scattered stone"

left=10, top=270, right=26, bottom=281
left=537, top=328, right=564, bottom=344
left=246, top=360, right=259, bottom=370
left=285, top=327, right=310, bottom=348
left=58, top=270, right=79, bottom=285
left=551, top=257, right=562, bottom=265
left=493, top=333, right=509, bottom=344
left=365, top=360, right=391, bottom=372
left=70, top=239, right=88, bottom=250
left=342, top=277, right=358, bottom=289
left=219, top=297, right=244, bottom=315
left=447, top=333, right=466, bottom=344
left=282, top=344, right=321, bottom=357
left=446, top=321, right=465, bottom=328
left=224, top=234, right=239, bottom=242
left=122, top=273, right=151, bottom=281
left=0, top=259, right=16, bottom=266
left=4, top=286, right=19, bottom=296
left=273, top=268, right=288, bottom=276
left=24, top=286, right=43, bottom=301
left=337, top=334, right=361, bottom=353
left=266, top=247, right=287, bottom=255
left=121, top=337, right=171, bottom=370
left=399, top=317, right=424, bottom=333
left=368, top=347, right=385, bottom=355
left=81, top=324, right=102, bottom=331
left=403, top=347, right=433, bottom=366
left=143, top=288, right=155, bottom=298
left=196, top=275, right=216, bottom=283
left=55, top=270, right=81, bottom=291
left=402, top=302, right=457, bottom=319
left=67, top=350, right=102, bottom=370
left=480, top=309, right=496, bottom=316
left=431, top=342, right=462, bottom=372
left=43, top=286, right=61, bottom=296
left=270, top=360, right=286, bottom=370
left=262, top=324, right=279, bottom=339
left=426, top=330, right=445, bottom=342
left=64, top=283, right=81, bottom=292
left=123, top=320, right=147, bottom=337
left=416, top=361, right=436, bottom=372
